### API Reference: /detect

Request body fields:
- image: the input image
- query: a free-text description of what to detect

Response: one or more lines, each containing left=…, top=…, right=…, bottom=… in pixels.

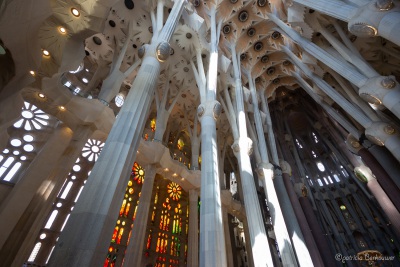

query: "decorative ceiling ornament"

left=218, top=0, right=244, bottom=21
left=348, top=22, right=377, bottom=38
left=375, top=0, right=393, bottom=10
left=156, top=42, right=171, bottom=62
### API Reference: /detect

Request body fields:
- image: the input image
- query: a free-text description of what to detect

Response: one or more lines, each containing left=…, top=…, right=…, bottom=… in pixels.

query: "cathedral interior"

left=1, top=0, right=400, bottom=266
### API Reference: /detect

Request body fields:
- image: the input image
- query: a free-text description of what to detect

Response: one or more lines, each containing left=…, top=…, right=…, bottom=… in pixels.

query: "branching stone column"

left=292, top=70, right=400, bottom=162
left=197, top=6, right=227, bottom=267
left=247, top=76, right=297, bottom=266
left=230, top=49, right=274, bottom=267
left=187, top=189, right=199, bottom=267
left=47, top=1, right=186, bottom=266
left=270, top=14, right=400, bottom=120
left=365, top=173, right=400, bottom=236
left=197, top=99, right=226, bottom=267
left=124, top=164, right=157, bottom=266
left=280, top=161, right=324, bottom=267
left=292, top=0, right=400, bottom=46
left=347, top=135, right=400, bottom=211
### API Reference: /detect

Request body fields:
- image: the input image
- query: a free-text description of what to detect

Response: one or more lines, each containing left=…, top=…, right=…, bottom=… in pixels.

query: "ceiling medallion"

left=254, top=42, right=263, bottom=51
left=193, top=0, right=200, bottom=7
left=247, top=28, right=256, bottom=37
left=261, top=55, right=269, bottom=63
left=384, top=125, right=396, bottom=135
left=238, top=11, right=249, bottom=22
left=223, top=25, right=231, bottom=34
left=240, top=53, right=247, bottom=61
left=267, top=67, right=275, bottom=75
left=376, top=0, right=393, bottom=10
left=271, top=31, right=281, bottom=40
left=257, top=0, right=267, bottom=7
left=349, top=23, right=377, bottom=37
left=381, top=77, right=396, bottom=89
left=272, top=78, right=280, bottom=84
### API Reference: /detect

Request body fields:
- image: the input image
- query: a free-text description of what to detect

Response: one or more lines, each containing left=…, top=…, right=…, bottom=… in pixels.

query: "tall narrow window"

left=44, top=210, right=58, bottom=229
left=27, top=242, right=41, bottom=262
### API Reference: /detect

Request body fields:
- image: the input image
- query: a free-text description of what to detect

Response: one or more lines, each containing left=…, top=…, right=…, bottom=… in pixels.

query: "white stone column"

left=198, top=99, right=227, bottom=267
left=124, top=164, right=156, bottom=266
left=261, top=88, right=313, bottom=266
left=293, top=72, right=400, bottom=162
left=187, top=189, right=199, bottom=267
left=230, top=48, right=274, bottom=267
left=270, top=13, right=400, bottom=119
left=0, top=123, right=72, bottom=250
left=292, top=0, right=400, bottom=46
left=198, top=6, right=227, bottom=267
left=47, top=2, right=186, bottom=266
left=366, top=175, right=400, bottom=236
left=248, top=77, right=298, bottom=266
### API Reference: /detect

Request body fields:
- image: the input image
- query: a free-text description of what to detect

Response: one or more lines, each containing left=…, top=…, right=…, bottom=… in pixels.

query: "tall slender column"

left=347, top=136, right=400, bottom=210
left=124, top=164, right=156, bottom=266
left=222, top=208, right=234, bottom=267
left=366, top=176, right=400, bottom=236
left=280, top=165, right=325, bottom=267
left=247, top=80, right=298, bottom=265
left=367, top=145, right=400, bottom=186
left=230, top=50, right=274, bottom=267
left=187, top=189, right=199, bottom=267
left=298, top=196, right=337, bottom=267
left=47, top=2, right=185, bottom=266
left=0, top=123, right=72, bottom=251
left=198, top=6, right=227, bottom=267
left=258, top=87, right=308, bottom=266
left=270, top=14, right=400, bottom=119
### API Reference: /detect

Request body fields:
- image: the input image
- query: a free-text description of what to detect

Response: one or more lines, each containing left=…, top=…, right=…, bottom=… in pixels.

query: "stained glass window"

left=167, top=182, right=182, bottom=201
left=132, top=162, right=145, bottom=184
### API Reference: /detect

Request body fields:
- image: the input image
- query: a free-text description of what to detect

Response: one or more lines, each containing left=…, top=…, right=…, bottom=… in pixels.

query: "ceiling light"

left=71, top=8, right=80, bottom=17
left=29, top=70, right=35, bottom=76
left=59, top=27, right=67, bottom=34
left=38, top=93, right=45, bottom=98
left=82, top=78, right=88, bottom=83
left=42, top=50, right=50, bottom=56
left=59, top=106, right=66, bottom=111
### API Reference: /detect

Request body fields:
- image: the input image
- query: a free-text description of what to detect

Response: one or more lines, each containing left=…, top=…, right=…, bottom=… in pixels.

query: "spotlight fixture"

left=59, top=27, right=67, bottom=34
left=42, top=50, right=50, bottom=56
left=71, top=8, right=80, bottom=17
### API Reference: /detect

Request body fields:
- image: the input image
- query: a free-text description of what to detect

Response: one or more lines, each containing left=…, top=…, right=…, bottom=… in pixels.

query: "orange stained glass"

left=124, top=203, right=131, bottom=217
left=116, top=228, right=124, bottom=244
left=132, top=162, right=145, bottom=184
left=119, top=199, right=126, bottom=216
left=111, top=226, right=119, bottom=242
left=167, top=182, right=182, bottom=201
left=133, top=205, right=138, bottom=220
left=146, top=234, right=152, bottom=249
